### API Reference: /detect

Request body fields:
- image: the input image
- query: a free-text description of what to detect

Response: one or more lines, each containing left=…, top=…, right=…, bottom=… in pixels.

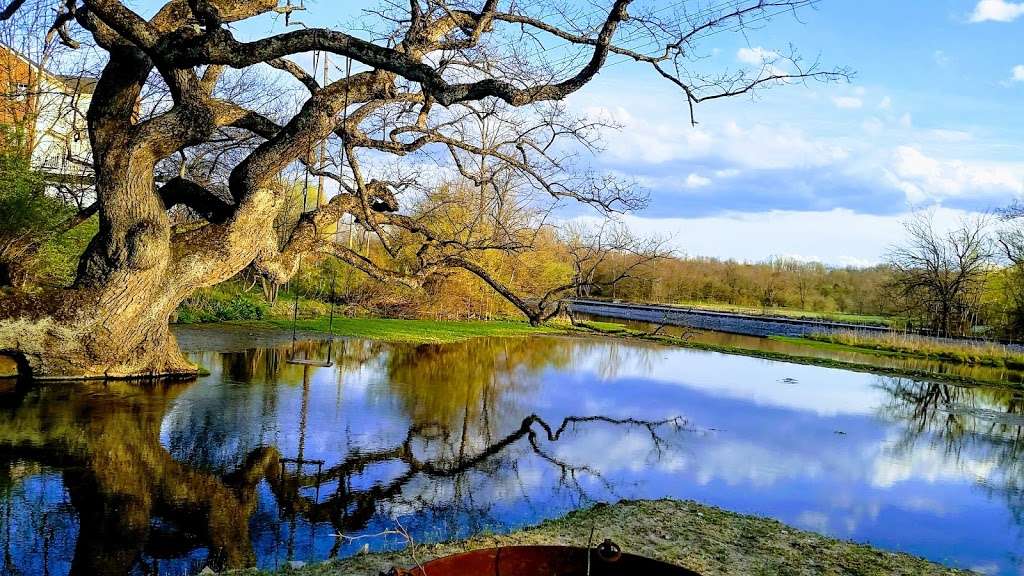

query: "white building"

left=1, top=44, right=94, bottom=186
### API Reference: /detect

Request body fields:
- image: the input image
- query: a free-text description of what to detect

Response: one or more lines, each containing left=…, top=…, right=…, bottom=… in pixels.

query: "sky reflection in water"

left=1, top=331, right=1023, bottom=575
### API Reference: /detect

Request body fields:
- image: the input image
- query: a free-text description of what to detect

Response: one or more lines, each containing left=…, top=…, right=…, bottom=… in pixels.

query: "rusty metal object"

left=382, top=541, right=702, bottom=576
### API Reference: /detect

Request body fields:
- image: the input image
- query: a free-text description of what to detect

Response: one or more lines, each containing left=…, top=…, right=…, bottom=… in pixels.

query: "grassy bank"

left=799, top=331, right=1024, bottom=369
left=249, top=316, right=560, bottom=344
left=236, top=499, right=968, bottom=576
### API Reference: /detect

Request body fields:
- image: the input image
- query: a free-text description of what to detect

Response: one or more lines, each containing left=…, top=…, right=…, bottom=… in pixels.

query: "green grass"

left=573, top=319, right=632, bottom=333
left=256, top=316, right=562, bottom=344
left=800, top=331, right=1024, bottom=369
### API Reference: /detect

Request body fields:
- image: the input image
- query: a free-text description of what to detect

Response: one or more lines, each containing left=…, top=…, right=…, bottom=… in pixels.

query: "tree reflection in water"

left=0, top=336, right=681, bottom=575
left=876, top=378, right=1024, bottom=525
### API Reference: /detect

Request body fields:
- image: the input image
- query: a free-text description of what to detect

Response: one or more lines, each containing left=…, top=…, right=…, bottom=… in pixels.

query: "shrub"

left=176, top=290, right=268, bottom=323
left=0, top=129, right=88, bottom=287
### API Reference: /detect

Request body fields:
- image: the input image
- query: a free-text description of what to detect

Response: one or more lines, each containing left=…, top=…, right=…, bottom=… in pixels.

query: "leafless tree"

left=886, top=211, right=994, bottom=337
left=0, top=0, right=847, bottom=379
left=994, top=202, right=1024, bottom=337
left=545, top=220, right=672, bottom=322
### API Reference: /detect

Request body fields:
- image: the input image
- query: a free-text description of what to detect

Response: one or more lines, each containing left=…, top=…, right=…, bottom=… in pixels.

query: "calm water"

left=1, top=328, right=1023, bottom=575
left=578, top=312, right=1024, bottom=386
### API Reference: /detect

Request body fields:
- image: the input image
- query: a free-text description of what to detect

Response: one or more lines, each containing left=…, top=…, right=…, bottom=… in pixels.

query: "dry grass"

left=806, top=330, right=1024, bottom=369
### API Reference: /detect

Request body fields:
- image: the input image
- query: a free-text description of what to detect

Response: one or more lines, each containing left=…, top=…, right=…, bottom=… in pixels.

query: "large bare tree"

left=0, top=0, right=845, bottom=379
left=886, top=211, right=994, bottom=337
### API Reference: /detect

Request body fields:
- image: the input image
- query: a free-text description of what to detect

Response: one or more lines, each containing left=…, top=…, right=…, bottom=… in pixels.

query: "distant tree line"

left=587, top=255, right=894, bottom=318
left=593, top=211, right=1024, bottom=341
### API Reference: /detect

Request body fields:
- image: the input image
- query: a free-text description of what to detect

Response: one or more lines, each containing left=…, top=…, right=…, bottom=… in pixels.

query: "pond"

left=0, top=327, right=1022, bottom=575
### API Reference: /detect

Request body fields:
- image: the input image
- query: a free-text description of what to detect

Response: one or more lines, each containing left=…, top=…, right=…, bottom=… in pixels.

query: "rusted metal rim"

left=383, top=540, right=702, bottom=576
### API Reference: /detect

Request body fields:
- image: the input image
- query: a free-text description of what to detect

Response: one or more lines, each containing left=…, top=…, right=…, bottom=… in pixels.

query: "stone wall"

left=569, top=300, right=889, bottom=338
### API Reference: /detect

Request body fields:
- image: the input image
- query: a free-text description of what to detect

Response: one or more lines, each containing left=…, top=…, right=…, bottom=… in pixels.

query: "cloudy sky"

left=562, top=0, right=1024, bottom=265
left=131, top=0, right=1024, bottom=265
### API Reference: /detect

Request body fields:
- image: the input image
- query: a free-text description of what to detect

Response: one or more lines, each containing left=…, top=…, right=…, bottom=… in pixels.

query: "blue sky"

left=562, top=0, right=1024, bottom=264
left=130, top=0, right=1024, bottom=265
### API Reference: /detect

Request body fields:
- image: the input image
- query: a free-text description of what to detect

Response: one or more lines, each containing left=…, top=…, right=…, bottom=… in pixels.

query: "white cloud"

left=581, top=208, right=979, bottom=266
left=933, top=50, right=950, bottom=67
left=969, top=563, right=1001, bottom=575
left=862, top=117, right=885, bottom=135
left=585, top=105, right=848, bottom=170
left=837, top=256, right=877, bottom=268
left=719, top=121, right=849, bottom=169
left=735, top=47, right=788, bottom=78
left=886, top=145, right=1024, bottom=202
left=832, top=96, right=863, bottom=109
left=795, top=511, right=831, bottom=533
left=736, top=46, right=778, bottom=65
left=573, top=82, right=1019, bottom=239
left=684, top=173, right=712, bottom=188
left=1012, top=64, right=1024, bottom=81
left=970, top=0, right=1024, bottom=22
left=580, top=105, right=713, bottom=164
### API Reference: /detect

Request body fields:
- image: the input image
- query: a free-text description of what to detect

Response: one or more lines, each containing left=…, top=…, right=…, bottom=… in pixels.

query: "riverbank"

left=171, top=317, right=558, bottom=351
left=236, top=499, right=970, bottom=576
left=795, top=332, right=1024, bottom=369
left=260, top=316, right=559, bottom=343
left=9, top=314, right=1015, bottom=386
left=573, top=320, right=1024, bottom=389
left=568, top=299, right=895, bottom=341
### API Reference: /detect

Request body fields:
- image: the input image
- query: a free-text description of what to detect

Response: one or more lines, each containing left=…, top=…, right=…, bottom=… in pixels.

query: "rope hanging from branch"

left=288, top=48, right=344, bottom=368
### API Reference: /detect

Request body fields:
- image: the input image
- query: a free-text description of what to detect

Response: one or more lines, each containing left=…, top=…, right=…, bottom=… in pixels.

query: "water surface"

left=1, top=328, right=1022, bottom=575
left=578, top=312, right=1024, bottom=386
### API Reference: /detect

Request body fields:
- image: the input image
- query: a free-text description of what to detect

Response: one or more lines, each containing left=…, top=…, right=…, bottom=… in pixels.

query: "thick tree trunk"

left=3, top=155, right=197, bottom=379
left=0, top=287, right=196, bottom=379
left=0, top=180, right=287, bottom=380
